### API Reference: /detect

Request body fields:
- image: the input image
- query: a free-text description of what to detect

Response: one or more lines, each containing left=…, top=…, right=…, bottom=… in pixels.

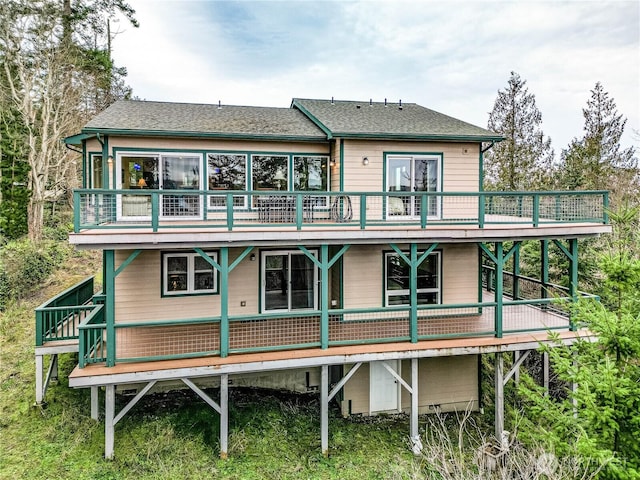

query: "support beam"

left=328, top=363, right=362, bottom=402
left=543, top=352, right=550, bottom=396
left=220, top=374, right=229, bottom=459
left=494, top=353, right=504, bottom=440
left=321, top=364, right=329, bottom=457
left=410, top=358, right=422, bottom=454
left=35, top=355, right=43, bottom=404
left=114, top=381, right=157, bottom=425
left=503, top=350, right=531, bottom=386
left=91, top=386, right=99, bottom=420
left=182, top=378, right=221, bottom=413
left=105, top=250, right=116, bottom=367
left=105, top=384, right=115, bottom=459
left=513, top=351, right=520, bottom=385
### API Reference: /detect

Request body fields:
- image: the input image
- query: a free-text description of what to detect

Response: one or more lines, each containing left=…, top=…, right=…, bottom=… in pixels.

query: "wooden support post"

left=105, top=384, right=115, bottom=459
left=105, top=250, right=116, bottom=367
left=220, top=248, right=229, bottom=357
left=410, top=358, right=421, bottom=453
left=494, top=243, right=504, bottom=338
left=220, top=374, right=229, bottom=459
left=91, top=386, right=99, bottom=420
left=35, top=355, right=43, bottom=404
left=494, top=353, right=504, bottom=440
left=572, top=351, right=578, bottom=418
left=320, top=245, right=329, bottom=349
left=321, top=364, right=329, bottom=457
left=513, top=245, right=520, bottom=300
left=543, top=351, right=550, bottom=396
left=514, top=351, right=520, bottom=385
left=409, top=244, right=418, bottom=343
left=541, top=240, right=549, bottom=309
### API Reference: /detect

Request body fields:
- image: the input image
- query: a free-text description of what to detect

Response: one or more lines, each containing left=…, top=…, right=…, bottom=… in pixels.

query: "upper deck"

left=71, top=189, right=611, bottom=248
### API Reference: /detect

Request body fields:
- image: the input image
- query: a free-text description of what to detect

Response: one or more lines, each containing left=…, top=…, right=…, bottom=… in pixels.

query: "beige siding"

left=108, top=136, right=329, bottom=154
left=342, top=244, right=478, bottom=309
left=341, top=139, right=480, bottom=193
left=341, top=356, right=479, bottom=416
left=114, top=248, right=260, bottom=323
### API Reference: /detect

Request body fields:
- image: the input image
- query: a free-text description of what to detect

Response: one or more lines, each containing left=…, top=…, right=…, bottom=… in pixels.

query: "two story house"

left=35, top=98, right=610, bottom=459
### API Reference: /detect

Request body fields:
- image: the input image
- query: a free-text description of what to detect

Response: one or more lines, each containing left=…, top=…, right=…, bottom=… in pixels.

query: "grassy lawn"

left=0, top=249, right=423, bottom=480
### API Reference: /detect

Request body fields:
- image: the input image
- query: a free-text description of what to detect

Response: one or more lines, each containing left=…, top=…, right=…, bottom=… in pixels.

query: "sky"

left=110, top=0, right=640, bottom=154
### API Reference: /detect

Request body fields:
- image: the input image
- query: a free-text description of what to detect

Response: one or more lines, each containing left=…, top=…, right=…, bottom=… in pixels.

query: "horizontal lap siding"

left=342, top=356, right=479, bottom=416
left=341, top=140, right=479, bottom=192
left=114, top=249, right=258, bottom=323
left=106, top=137, right=329, bottom=154
left=343, top=244, right=478, bottom=308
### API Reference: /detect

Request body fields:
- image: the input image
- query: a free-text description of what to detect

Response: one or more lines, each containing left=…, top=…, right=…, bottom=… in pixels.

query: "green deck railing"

left=73, top=189, right=609, bottom=233
left=75, top=292, right=596, bottom=367
left=35, top=277, right=96, bottom=346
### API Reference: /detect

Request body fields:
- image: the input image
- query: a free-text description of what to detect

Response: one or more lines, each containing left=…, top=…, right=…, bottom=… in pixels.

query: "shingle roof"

left=292, top=98, right=502, bottom=141
left=82, top=100, right=327, bottom=140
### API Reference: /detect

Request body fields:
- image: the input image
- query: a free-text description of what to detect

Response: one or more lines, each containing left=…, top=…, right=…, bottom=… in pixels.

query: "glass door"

left=262, top=250, right=317, bottom=312
left=387, top=156, right=439, bottom=218
left=161, top=155, right=201, bottom=218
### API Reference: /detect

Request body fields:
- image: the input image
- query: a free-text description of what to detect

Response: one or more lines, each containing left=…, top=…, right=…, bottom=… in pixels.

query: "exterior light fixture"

left=362, top=157, right=369, bottom=166
left=107, top=155, right=114, bottom=165
left=250, top=253, right=256, bottom=261
left=330, top=158, right=336, bottom=167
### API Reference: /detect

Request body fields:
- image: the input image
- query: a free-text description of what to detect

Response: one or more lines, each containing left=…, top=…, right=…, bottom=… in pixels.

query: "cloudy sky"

left=110, top=0, right=639, bottom=153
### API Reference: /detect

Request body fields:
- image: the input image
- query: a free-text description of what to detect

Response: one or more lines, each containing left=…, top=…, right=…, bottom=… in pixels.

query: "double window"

left=162, top=251, right=218, bottom=296
left=386, top=154, right=440, bottom=218
left=384, top=251, right=441, bottom=306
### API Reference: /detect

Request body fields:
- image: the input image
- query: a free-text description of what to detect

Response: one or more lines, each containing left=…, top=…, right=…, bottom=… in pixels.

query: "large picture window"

left=163, top=251, right=218, bottom=296
left=384, top=251, right=441, bottom=306
left=261, top=250, right=318, bottom=312
left=207, top=153, right=247, bottom=208
left=252, top=155, right=288, bottom=191
left=386, top=155, right=440, bottom=218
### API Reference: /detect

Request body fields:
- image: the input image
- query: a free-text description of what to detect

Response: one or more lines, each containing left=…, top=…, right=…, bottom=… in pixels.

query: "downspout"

left=479, top=141, right=496, bottom=192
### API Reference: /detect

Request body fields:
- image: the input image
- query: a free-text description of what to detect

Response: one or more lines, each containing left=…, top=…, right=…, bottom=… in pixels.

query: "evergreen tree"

left=485, top=72, right=554, bottom=190
left=517, top=206, right=640, bottom=478
left=557, top=83, right=638, bottom=204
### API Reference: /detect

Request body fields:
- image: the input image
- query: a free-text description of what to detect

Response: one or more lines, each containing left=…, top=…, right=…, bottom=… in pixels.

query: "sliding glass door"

left=262, top=250, right=318, bottom=312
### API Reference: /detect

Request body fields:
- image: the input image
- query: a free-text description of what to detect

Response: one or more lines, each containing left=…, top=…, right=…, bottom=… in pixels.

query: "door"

left=262, top=250, right=317, bottom=312
left=387, top=156, right=439, bottom=218
left=369, top=360, right=400, bottom=413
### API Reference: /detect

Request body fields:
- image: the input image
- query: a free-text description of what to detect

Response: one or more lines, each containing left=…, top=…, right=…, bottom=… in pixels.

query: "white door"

left=369, top=360, right=400, bottom=413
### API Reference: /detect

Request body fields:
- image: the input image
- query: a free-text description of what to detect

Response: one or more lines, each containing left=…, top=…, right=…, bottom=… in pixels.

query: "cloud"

left=111, top=0, right=640, bottom=152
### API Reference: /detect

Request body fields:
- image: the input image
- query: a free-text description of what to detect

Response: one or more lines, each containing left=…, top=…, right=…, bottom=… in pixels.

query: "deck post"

left=513, top=351, right=520, bottom=385
left=105, top=250, right=116, bottom=367
left=494, top=243, right=504, bottom=338
left=543, top=351, right=550, bottom=396
left=512, top=245, right=520, bottom=300
left=105, top=384, right=115, bottom=459
left=410, top=358, right=421, bottom=453
left=541, top=240, right=549, bottom=309
left=572, top=351, right=578, bottom=418
left=91, top=386, right=99, bottom=420
left=320, top=245, right=329, bottom=349
left=220, top=248, right=230, bottom=357
left=409, top=244, right=418, bottom=343
left=35, top=355, right=43, bottom=404
left=220, top=373, right=229, bottom=459
left=321, top=364, right=329, bottom=456
left=494, top=352, right=504, bottom=440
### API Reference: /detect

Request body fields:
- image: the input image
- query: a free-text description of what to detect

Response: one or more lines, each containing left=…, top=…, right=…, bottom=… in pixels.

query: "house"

left=35, top=98, right=611, bottom=459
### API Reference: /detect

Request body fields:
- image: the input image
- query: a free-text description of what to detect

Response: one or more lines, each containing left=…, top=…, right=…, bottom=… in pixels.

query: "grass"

left=0, top=249, right=422, bottom=479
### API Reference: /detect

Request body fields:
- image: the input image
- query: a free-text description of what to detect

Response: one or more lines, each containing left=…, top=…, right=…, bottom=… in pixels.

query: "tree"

left=485, top=72, right=554, bottom=190
left=0, top=0, right=137, bottom=241
left=557, top=83, right=638, bottom=204
left=517, top=206, right=640, bottom=478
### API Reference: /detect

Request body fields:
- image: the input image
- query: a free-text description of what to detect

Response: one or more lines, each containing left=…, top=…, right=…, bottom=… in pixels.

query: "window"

left=207, top=153, right=247, bottom=208
left=163, top=251, right=218, bottom=296
left=261, top=250, right=318, bottom=312
left=386, top=155, right=440, bottom=218
left=384, top=251, right=441, bottom=306
left=252, top=155, right=288, bottom=191
left=90, top=154, right=103, bottom=188
left=294, top=156, right=329, bottom=207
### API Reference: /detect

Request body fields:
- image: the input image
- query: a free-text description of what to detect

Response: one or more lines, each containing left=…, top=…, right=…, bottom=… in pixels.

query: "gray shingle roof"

left=82, top=100, right=327, bottom=140
left=292, top=98, right=502, bottom=141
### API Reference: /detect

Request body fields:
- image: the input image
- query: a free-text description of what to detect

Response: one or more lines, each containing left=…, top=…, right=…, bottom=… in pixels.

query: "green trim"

left=161, top=250, right=220, bottom=297
left=327, top=132, right=503, bottom=142
left=290, top=99, right=333, bottom=139
left=105, top=250, right=116, bottom=367
left=82, top=127, right=326, bottom=143
left=339, top=139, right=344, bottom=191
left=115, top=249, right=141, bottom=277
left=64, top=132, right=95, bottom=145
left=478, top=143, right=484, bottom=192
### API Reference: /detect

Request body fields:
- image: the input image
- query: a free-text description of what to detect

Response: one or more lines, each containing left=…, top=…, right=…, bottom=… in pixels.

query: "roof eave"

left=331, top=132, right=505, bottom=142
left=290, top=100, right=334, bottom=139
left=80, top=128, right=328, bottom=143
